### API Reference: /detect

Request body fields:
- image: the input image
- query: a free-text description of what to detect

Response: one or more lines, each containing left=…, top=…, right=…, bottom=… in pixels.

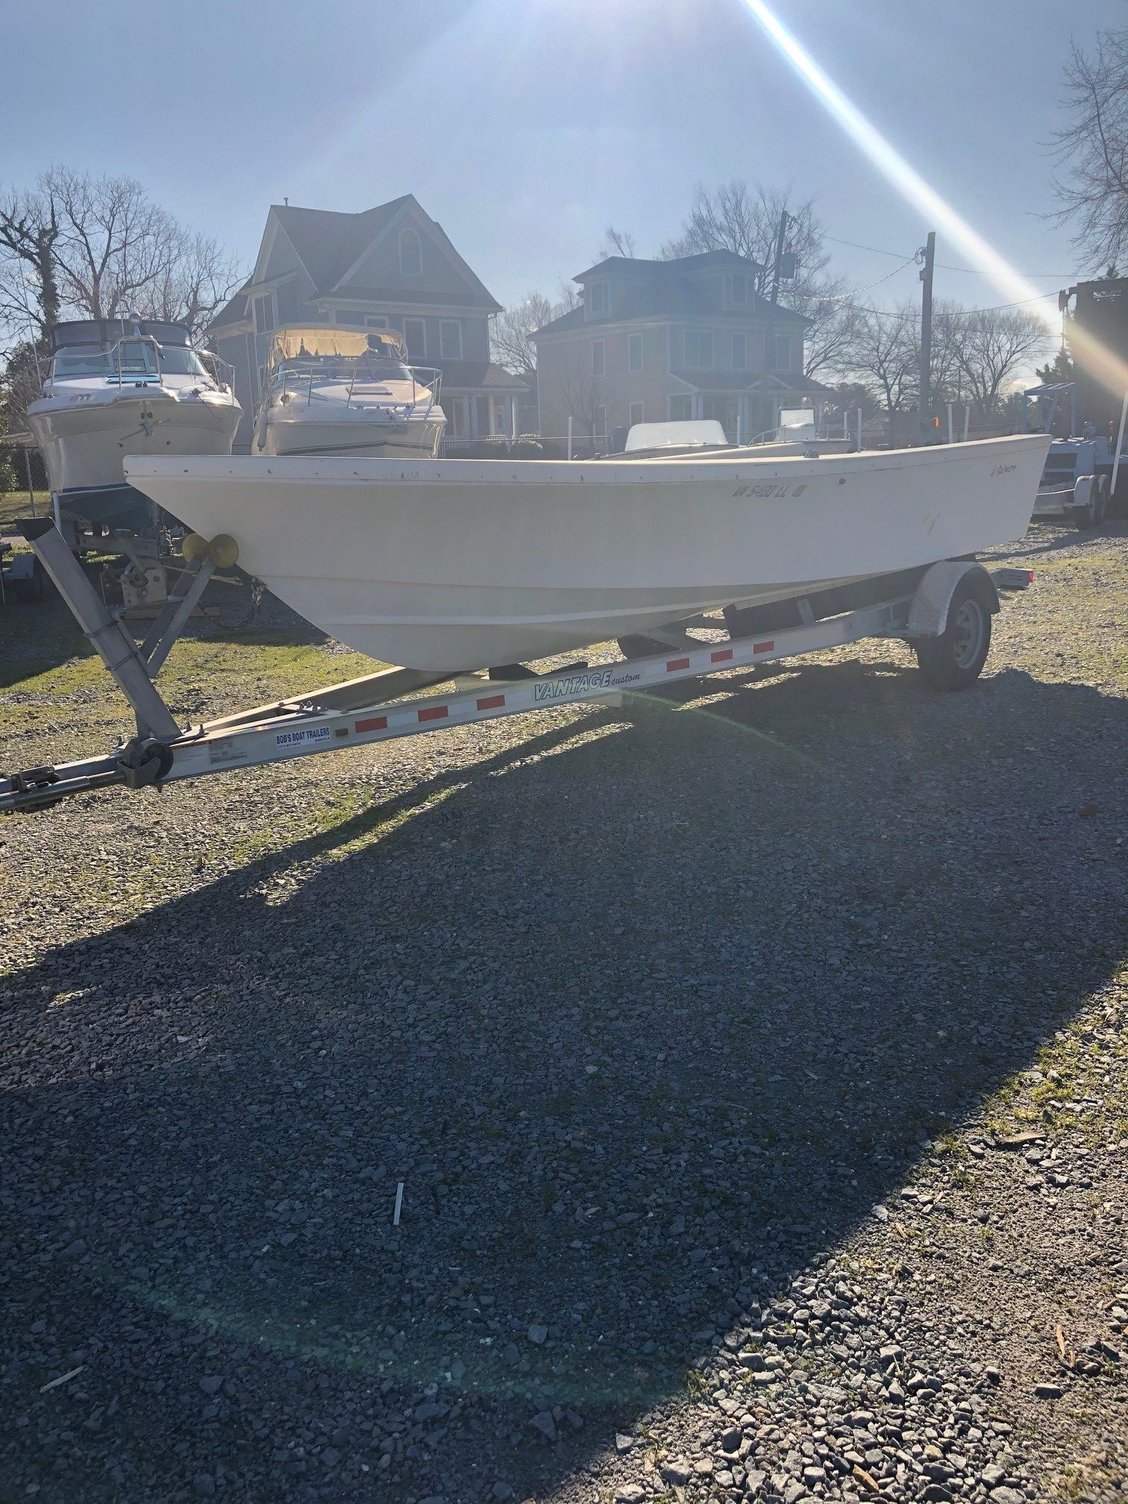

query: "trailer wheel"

left=1072, top=474, right=1103, bottom=530
left=913, top=576, right=993, bottom=691
left=1095, top=475, right=1110, bottom=527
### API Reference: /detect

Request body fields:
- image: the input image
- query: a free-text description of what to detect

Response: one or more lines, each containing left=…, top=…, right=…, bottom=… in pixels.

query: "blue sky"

left=2, top=0, right=1123, bottom=323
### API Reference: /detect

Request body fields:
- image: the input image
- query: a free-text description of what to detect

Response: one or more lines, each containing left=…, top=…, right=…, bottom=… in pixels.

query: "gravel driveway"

left=1, top=523, right=1125, bottom=1504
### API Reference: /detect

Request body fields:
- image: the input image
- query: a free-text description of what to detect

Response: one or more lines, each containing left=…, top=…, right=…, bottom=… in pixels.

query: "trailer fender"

left=907, top=561, right=999, bottom=639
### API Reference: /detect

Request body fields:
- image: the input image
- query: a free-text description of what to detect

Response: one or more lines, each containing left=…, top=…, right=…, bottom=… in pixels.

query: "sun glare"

left=740, top=0, right=1128, bottom=401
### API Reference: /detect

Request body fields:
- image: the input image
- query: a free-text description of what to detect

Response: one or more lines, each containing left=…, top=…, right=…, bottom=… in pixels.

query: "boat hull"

left=28, top=391, right=242, bottom=498
left=260, top=413, right=446, bottom=459
left=125, top=434, right=1050, bottom=671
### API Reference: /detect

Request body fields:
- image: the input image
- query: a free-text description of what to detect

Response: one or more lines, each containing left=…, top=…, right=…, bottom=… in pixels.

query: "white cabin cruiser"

left=125, top=434, right=1050, bottom=674
left=27, top=319, right=242, bottom=532
left=253, top=326, right=446, bottom=459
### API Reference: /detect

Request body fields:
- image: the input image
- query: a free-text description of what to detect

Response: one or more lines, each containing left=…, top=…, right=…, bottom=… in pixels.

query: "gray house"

left=208, top=196, right=526, bottom=450
left=533, top=250, right=832, bottom=447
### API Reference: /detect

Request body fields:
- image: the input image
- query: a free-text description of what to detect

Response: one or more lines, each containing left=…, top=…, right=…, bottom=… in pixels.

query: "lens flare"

left=740, top=0, right=1128, bottom=403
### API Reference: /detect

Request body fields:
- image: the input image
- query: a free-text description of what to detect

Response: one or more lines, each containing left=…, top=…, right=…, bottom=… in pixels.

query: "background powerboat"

left=253, top=326, right=446, bottom=459
left=27, top=319, right=242, bottom=534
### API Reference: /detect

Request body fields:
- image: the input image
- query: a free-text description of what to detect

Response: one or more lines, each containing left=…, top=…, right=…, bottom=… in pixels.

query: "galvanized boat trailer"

left=0, top=517, right=1032, bottom=815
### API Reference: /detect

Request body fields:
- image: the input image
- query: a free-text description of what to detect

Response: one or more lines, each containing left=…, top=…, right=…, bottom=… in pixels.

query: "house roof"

left=271, top=199, right=411, bottom=292
left=438, top=360, right=527, bottom=392
left=671, top=370, right=835, bottom=395
left=746, top=372, right=836, bottom=395
left=574, top=249, right=764, bottom=280
left=325, top=285, right=500, bottom=310
left=208, top=281, right=251, bottom=332
left=268, top=197, right=502, bottom=311
left=532, top=280, right=808, bottom=339
left=533, top=307, right=587, bottom=338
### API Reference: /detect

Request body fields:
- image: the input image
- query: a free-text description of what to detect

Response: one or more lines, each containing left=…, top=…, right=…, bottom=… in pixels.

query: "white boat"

left=124, top=433, right=1050, bottom=673
left=253, top=326, right=446, bottom=459
left=27, top=319, right=242, bottom=531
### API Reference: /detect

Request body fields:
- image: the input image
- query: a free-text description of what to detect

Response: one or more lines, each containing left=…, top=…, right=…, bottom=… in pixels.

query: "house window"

left=684, top=329, right=713, bottom=370
left=588, top=282, right=609, bottom=317
left=399, top=228, right=422, bottom=276
left=628, top=333, right=643, bottom=372
left=440, top=320, right=463, bottom=360
left=594, top=404, right=607, bottom=437
left=252, top=292, right=276, bottom=335
left=729, top=273, right=750, bottom=306
left=592, top=339, right=605, bottom=377
left=669, top=395, right=692, bottom=420
left=771, top=334, right=791, bottom=370
left=403, top=318, right=426, bottom=359
left=629, top=401, right=644, bottom=426
left=731, top=332, right=747, bottom=371
left=336, top=311, right=387, bottom=329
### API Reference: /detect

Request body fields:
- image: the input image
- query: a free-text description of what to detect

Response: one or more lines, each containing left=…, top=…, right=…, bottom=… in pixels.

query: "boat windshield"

left=53, top=350, right=115, bottom=378
left=51, top=341, right=211, bottom=380
left=157, top=347, right=211, bottom=377
left=276, top=353, right=415, bottom=384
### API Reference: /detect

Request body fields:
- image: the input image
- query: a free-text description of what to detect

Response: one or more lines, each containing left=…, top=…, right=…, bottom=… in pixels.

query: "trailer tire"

left=1095, top=475, right=1110, bottom=526
left=913, top=576, right=993, bottom=691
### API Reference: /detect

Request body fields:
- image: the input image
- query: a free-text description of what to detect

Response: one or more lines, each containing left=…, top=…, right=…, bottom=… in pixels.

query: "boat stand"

left=0, top=520, right=1032, bottom=815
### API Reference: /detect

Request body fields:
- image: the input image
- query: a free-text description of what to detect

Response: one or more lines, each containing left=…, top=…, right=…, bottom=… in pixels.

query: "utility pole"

left=918, top=230, right=936, bottom=440
left=769, top=209, right=791, bottom=305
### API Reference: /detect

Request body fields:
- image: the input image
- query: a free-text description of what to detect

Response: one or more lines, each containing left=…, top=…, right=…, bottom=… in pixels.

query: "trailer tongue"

left=0, top=518, right=1031, bottom=817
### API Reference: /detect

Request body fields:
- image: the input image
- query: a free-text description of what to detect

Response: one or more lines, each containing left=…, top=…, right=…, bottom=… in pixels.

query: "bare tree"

left=786, top=276, right=859, bottom=381
left=1050, top=29, right=1128, bottom=271
left=947, top=307, right=1048, bottom=416
left=145, top=230, right=243, bottom=337
left=551, top=345, right=605, bottom=443
left=844, top=304, right=919, bottom=437
left=660, top=181, right=830, bottom=293
left=47, top=166, right=185, bottom=322
left=0, top=168, right=243, bottom=346
left=597, top=225, right=637, bottom=260
left=0, top=188, right=60, bottom=340
left=492, top=286, right=582, bottom=379
left=492, top=291, right=563, bottom=380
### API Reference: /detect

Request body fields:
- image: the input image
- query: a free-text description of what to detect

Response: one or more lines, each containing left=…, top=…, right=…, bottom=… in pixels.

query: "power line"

left=822, top=233, right=1070, bottom=279
left=845, top=290, right=1059, bottom=322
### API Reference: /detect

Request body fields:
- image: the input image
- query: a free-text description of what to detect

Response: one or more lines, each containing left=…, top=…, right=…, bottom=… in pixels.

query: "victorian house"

left=207, top=196, right=526, bottom=450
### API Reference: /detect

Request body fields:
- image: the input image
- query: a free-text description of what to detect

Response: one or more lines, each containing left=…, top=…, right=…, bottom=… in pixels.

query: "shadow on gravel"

left=3, top=660, right=1126, bottom=1503
left=1005, top=517, right=1128, bottom=559
left=0, top=575, right=322, bottom=686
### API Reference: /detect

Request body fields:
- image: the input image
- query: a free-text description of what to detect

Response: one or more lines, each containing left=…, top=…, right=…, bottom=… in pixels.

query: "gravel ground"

left=1, top=522, right=1126, bottom=1504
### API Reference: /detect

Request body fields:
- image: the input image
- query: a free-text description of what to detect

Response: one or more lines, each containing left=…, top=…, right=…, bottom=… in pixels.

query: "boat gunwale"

left=124, top=433, right=1050, bottom=489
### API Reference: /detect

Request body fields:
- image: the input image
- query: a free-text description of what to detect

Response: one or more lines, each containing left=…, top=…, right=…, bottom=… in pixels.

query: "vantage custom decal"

left=533, top=668, right=616, bottom=703
left=732, top=482, right=808, bottom=498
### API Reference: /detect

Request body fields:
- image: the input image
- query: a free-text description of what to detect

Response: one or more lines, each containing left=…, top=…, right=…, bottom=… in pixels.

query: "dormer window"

left=399, top=228, right=422, bottom=277
left=588, top=282, right=609, bottom=317
left=729, top=273, right=750, bottom=306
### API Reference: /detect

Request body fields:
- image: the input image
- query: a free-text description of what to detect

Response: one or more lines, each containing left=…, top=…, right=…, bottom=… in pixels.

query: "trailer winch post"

left=15, top=518, right=182, bottom=742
